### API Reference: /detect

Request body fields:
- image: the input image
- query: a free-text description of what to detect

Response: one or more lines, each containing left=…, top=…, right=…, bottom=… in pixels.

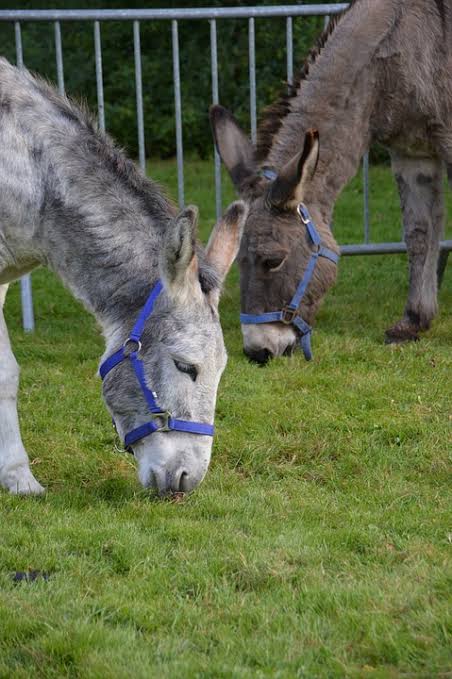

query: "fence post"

left=94, top=21, right=105, bottom=132
left=248, top=18, right=257, bottom=144
left=210, top=19, right=222, bottom=220
left=172, top=20, right=184, bottom=208
left=133, top=21, right=146, bottom=173
left=363, top=153, right=370, bottom=243
left=15, top=22, right=35, bottom=333
left=54, top=21, right=65, bottom=95
left=286, top=17, right=293, bottom=91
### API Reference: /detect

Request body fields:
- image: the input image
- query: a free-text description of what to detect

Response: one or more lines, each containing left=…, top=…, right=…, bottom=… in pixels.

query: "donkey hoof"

left=2, top=467, right=45, bottom=495
left=384, top=321, right=420, bottom=345
left=10, top=479, right=46, bottom=496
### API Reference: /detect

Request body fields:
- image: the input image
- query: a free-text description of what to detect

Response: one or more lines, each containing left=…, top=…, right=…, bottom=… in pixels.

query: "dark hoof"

left=384, top=321, right=420, bottom=345
left=12, top=570, right=50, bottom=583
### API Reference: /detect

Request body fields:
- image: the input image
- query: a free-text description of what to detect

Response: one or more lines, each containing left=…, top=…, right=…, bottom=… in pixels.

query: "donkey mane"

left=30, top=72, right=175, bottom=222
left=256, top=0, right=360, bottom=161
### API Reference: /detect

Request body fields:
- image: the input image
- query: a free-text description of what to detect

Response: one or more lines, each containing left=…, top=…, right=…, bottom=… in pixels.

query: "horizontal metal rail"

left=341, top=241, right=452, bottom=256
left=0, top=6, right=348, bottom=22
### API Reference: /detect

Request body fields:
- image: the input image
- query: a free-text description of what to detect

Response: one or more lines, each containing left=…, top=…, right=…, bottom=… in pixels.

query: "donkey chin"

left=133, top=432, right=212, bottom=494
left=242, top=324, right=298, bottom=364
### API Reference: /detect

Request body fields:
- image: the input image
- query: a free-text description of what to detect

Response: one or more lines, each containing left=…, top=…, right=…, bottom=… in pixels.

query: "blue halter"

left=99, top=280, right=214, bottom=451
left=240, top=203, right=339, bottom=361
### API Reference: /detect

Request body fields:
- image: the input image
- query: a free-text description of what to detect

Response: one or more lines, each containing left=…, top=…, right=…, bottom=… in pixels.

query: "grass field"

left=1, top=161, right=451, bottom=678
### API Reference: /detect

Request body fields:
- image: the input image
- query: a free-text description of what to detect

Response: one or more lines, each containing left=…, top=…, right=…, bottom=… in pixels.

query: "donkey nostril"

left=244, top=347, right=272, bottom=365
left=146, top=468, right=157, bottom=490
left=177, top=470, right=189, bottom=492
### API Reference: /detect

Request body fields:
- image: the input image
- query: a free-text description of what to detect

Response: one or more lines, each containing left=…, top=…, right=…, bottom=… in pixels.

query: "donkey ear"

left=210, top=105, right=256, bottom=194
left=205, top=201, right=248, bottom=287
left=268, top=129, right=319, bottom=209
left=161, top=206, right=201, bottom=299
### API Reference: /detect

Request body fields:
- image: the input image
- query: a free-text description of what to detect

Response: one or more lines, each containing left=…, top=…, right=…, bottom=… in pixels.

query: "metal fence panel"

left=1, top=3, right=449, bottom=330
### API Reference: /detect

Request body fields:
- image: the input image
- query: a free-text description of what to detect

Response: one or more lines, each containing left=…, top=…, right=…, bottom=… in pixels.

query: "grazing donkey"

left=0, top=58, right=246, bottom=495
left=211, top=0, right=452, bottom=363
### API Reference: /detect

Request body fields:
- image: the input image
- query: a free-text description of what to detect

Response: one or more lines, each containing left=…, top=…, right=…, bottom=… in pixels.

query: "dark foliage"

left=0, top=0, right=325, bottom=158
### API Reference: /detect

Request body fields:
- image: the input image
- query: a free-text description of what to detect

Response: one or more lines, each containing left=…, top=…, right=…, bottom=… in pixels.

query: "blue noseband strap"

left=99, top=280, right=214, bottom=451
left=240, top=203, right=339, bottom=361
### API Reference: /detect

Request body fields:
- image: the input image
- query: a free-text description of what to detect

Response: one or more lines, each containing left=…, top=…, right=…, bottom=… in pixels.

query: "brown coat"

left=211, top=0, right=452, bottom=361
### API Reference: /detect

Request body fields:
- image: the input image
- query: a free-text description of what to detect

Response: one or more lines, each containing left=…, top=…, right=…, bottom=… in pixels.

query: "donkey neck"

left=262, top=0, right=399, bottom=227
left=38, top=143, right=175, bottom=344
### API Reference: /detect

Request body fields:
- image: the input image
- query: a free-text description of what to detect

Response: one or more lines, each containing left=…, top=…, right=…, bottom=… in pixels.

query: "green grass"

left=1, top=161, right=451, bottom=678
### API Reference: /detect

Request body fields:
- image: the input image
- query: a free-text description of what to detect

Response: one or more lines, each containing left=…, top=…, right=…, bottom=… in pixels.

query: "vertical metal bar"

left=15, top=23, right=34, bottom=332
left=210, top=19, right=222, bottom=220
left=54, top=21, right=65, bottom=95
left=20, top=276, right=34, bottom=333
left=133, top=20, right=146, bottom=173
left=94, top=21, right=105, bottom=132
left=15, top=22, right=23, bottom=68
left=363, top=153, right=370, bottom=243
left=172, top=20, right=184, bottom=207
left=286, top=17, right=293, bottom=90
left=248, top=18, right=257, bottom=144
left=324, top=15, right=330, bottom=30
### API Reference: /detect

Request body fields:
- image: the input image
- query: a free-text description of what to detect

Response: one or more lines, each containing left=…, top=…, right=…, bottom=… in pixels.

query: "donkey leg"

left=385, top=155, right=444, bottom=344
left=0, top=284, right=44, bottom=494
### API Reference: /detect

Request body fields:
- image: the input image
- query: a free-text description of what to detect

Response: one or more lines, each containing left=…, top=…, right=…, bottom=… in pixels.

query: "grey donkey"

left=211, top=0, right=452, bottom=363
left=0, top=58, right=247, bottom=495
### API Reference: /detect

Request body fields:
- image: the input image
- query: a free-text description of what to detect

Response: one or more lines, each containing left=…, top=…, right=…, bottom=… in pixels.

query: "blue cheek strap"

left=240, top=203, right=339, bottom=361
left=99, top=280, right=214, bottom=452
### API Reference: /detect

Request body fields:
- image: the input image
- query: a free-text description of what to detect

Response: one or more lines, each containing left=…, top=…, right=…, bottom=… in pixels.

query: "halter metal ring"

left=298, top=203, right=310, bottom=225
left=123, top=337, right=142, bottom=355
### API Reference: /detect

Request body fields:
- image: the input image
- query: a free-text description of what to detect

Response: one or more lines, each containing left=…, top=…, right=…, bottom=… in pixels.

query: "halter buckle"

left=123, top=337, right=142, bottom=355
left=281, top=307, right=297, bottom=325
left=151, top=411, right=171, bottom=432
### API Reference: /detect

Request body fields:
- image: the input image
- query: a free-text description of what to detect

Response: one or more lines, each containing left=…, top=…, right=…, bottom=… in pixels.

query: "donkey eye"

left=174, top=359, right=198, bottom=382
left=263, top=256, right=287, bottom=273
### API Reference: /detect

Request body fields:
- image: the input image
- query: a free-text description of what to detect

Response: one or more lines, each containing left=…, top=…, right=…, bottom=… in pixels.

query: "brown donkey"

left=211, top=0, right=452, bottom=363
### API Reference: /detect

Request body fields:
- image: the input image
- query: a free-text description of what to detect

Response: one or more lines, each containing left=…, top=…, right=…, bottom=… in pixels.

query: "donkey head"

left=210, top=106, right=338, bottom=364
left=101, top=201, right=246, bottom=494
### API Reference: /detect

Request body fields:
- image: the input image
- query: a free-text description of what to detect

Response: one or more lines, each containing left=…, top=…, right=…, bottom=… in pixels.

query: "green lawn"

left=1, top=161, right=451, bottom=678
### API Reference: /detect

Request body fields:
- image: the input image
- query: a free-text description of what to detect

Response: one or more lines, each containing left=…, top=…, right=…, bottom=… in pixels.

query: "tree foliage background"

left=0, top=0, right=328, bottom=158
